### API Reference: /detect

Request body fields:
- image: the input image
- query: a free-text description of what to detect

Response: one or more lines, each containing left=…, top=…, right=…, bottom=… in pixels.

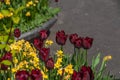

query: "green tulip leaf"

left=15, top=6, right=25, bottom=15
left=1, top=10, right=10, bottom=16
left=92, top=53, right=100, bottom=70
left=0, top=35, right=9, bottom=42
left=12, top=16, right=20, bottom=24
left=0, top=44, right=6, bottom=49
left=1, top=60, right=12, bottom=66
left=8, top=7, right=15, bottom=12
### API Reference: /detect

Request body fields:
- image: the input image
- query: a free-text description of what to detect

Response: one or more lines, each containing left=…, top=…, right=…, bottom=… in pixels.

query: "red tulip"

left=74, top=37, right=82, bottom=49
left=39, top=48, right=50, bottom=62
left=45, top=58, right=54, bottom=70
left=69, top=33, right=78, bottom=44
left=0, top=52, right=12, bottom=70
left=72, top=66, right=94, bottom=80
left=15, top=70, right=29, bottom=80
left=34, top=38, right=43, bottom=50
left=56, top=30, right=67, bottom=45
left=39, top=30, right=50, bottom=40
left=71, top=70, right=82, bottom=80
left=30, top=69, right=43, bottom=80
left=14, top=28, right=21, bottom=38
left=82, top=37, right=93, bottom=49
left=80, top=66, right=94, bottom=80
left=2, top=52, right=12, bottom=60
left=55, top=0, right=59, bottom=2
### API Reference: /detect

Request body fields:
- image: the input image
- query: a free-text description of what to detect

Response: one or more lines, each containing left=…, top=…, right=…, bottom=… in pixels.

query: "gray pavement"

left=49, top=0, right=120, bottom=78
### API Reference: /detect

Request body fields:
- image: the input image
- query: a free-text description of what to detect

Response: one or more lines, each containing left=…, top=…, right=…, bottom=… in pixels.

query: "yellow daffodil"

left=64, top=64, right=73, bottom=75
left=0, top=13, right=4, bottom=19
left=54, top=62, right=62, bottom=69
left=7, top=78, right=10, bottom=80
left=13, top=57, right=18, bottom=64
left=56, top=50, right=64, bottom=57
left=26, top=12, right=31, bottom=17
left=28, top=1, right=33, bottom=5
left=26, top=4, right=30, bottom=7
left=33, top=4, right=36, bottom=6
left=103, top=55, right=112, bottom=61
left=41, top=71, right=48, bottom=79
left=45, top=40, right=53, bottom=47
left=64, top=75, right=70, bottom=80
left=5, top=0, right=10, bottom=5
left=35, top=0, right=39, bottom=3
left=57, top=68, right=63, bottom=75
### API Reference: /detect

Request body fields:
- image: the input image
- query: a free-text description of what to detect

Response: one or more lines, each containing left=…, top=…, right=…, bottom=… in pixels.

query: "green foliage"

left=1, top=60, right=12, bottom=66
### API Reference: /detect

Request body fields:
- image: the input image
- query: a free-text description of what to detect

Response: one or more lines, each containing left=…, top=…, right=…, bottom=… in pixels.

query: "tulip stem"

left=60, top=46, right=63, bottom=51
left=85, top=49, right=88, bottom=65
left=49, top=70, right=51, bottom=79
left=6, top=21, right=13, bottom=45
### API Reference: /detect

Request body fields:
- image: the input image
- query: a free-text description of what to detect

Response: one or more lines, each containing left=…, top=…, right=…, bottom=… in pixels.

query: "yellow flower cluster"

left=0, top=13, right=4, bottom=20
left=26, top=11, right=31, bottom=17
left=64, top=64, right=73, bottom=75
left=26, top=0, right=39, bottom=7
left=10, top=39, right=40, bottom=73
left=41, top=70, right=48, bottom=79
left=45, top=40, right=53, bottom=47
left=103, top=55, right=112, bottom=61
left=57, top=64, right=73, bottom=80
left=5, top=0, right=10, bottom=5
left=0, top=12, right=13, bottom=20
left=54, top=50, right=64, bottom=69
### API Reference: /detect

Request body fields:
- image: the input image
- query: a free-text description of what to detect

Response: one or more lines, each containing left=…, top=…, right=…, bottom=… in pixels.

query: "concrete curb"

left=16, top=16, right=57, bottom=40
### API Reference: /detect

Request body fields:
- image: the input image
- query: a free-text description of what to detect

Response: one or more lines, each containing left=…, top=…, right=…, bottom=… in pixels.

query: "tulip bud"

left=45, top=58, right=54, bottom=70
left=30, top=69, right=43, bottom=80
left=14, top=28, right=21, bottom=38
left=56, top=30, right=67, bottom=45
left=15, top=70, right=29, bottom=80
left=82, top=37, right=93, bottom=49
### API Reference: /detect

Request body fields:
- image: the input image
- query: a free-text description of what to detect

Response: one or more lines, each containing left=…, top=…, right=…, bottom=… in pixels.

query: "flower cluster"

left=0, top=0, right=60, bottom=34
left=0, top=29, right=113, bottom=80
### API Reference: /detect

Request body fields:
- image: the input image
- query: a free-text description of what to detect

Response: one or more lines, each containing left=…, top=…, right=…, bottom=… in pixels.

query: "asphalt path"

left=48, top=0, right=120, bottom=78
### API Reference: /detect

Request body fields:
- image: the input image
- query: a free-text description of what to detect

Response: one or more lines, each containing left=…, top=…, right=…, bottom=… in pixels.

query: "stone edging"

left=16, top=16, right=57, bottom=40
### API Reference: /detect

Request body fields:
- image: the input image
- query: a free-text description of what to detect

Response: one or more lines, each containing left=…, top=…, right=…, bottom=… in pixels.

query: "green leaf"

left=15, top=6, right=25, bottom=15
left=12, top=16, right=20, bottom=24
left=92, top=53, right=100, bottom=70
left=0, top=44, right=6, bottom=49
left=1, top=60, right=12, bottom=66
left=5, top=45, right=10, bottom=51
left=0, top=35, right=9, bottom=42
left=1, top=10, right=10, bottom=16
left=8, top=7, right=15, bottom=12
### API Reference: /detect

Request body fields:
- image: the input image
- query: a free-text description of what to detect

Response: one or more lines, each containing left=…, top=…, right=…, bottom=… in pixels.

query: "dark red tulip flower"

left=15, top=70, right=29, bottom=80
left=39, top=48, right=50, bottom=62
left=39, top=29, right=50, bottom=41
left=82, top=37, right=93, bottom=49
left=31, top=69, right=43, bottom=80
left=34, top=38, right=43, bottom=50
left=80, top=66, right=94, bottom=80
left=74, top=37, right=82, bottom=49
left=72, top=66, right=94, bottom=80
left=2, top=52, right=12, bottom=61
left=45, top=58, right=54, bottom=70
left=71, top=70, right=82, bottom=80
left=14, top=28, right=21, bottom=38
left=0, top=52, right=12, bottom=70
left=55, top=0, right=59, bottom=2
left=56, top=30, right=68, bottom=45
left=69, top=33, right=78, bottom=44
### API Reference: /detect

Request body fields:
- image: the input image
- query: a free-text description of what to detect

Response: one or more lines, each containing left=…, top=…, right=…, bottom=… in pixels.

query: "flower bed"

left=0, top=28, right=114, bottom=80
left=0, top=0, right=59, bottom=34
